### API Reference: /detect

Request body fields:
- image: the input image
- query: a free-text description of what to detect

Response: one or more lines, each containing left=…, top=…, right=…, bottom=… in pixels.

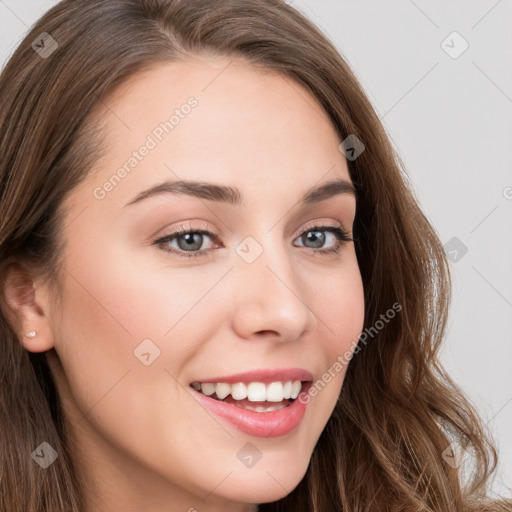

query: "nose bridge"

left=230, top=232, right=315, bottom=340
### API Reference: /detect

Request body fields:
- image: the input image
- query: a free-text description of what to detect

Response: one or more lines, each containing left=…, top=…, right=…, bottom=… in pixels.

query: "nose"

left=230, top=240, right=317, bottom=343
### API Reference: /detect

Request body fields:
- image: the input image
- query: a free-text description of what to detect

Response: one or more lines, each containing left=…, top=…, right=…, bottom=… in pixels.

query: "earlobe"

left=1, top=263, right=55, bottom=353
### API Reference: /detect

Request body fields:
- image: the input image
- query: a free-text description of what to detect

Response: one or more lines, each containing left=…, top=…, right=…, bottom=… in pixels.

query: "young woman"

left=0, top=1, right=509, bottom=511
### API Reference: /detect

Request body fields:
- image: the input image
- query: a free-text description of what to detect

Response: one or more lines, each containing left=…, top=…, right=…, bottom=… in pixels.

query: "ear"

left=1, top=263, right=55, bottom=353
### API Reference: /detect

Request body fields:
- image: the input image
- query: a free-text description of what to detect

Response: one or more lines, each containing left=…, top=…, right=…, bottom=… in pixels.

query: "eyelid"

left=155, top=219, right=351, bottom=243
left=295, top=219, right=352, bottom=239
left=155, top=221, right=219, bottom=240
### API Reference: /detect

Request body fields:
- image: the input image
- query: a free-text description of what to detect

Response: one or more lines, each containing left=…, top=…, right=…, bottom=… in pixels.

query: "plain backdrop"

left=1, top=0, right=511, bottom=498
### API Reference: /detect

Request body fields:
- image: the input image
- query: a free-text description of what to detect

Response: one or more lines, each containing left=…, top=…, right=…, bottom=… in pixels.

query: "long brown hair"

left=0, top=1, right=510, bottom=511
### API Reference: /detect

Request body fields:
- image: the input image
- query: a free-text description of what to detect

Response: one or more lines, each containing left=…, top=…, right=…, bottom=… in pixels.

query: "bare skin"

left=5, top=55, right=365, bottom=512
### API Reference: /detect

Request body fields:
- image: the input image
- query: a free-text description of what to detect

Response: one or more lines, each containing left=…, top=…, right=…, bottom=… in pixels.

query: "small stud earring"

left=25, top=331, right=36, bottom=338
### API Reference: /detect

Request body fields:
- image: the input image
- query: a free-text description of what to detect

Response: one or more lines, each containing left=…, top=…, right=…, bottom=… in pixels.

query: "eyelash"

left=153, top=222, right=354, bottom=259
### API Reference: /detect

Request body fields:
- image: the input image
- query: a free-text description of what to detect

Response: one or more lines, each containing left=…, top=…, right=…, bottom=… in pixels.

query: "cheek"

left=303, top=256, right=365, bottom=412
left=50, top=250, right=167, bottom=412
left=316, top=256, right=366, bottom=356
left=52, top=246, right=222, bottom=413
left=60, top=238, right=213, bottom=341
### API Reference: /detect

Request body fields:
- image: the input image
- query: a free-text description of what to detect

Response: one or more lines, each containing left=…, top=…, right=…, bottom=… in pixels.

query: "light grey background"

left=1, top=0, right=510, bottom=497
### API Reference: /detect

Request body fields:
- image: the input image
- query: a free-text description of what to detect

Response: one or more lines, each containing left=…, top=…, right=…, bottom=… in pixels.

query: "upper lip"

left=191, top=367, right=314, bottom=384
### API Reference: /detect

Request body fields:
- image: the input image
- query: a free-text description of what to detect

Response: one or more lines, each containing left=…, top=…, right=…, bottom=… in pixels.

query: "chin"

left=217, top=460, right=309, bottom=504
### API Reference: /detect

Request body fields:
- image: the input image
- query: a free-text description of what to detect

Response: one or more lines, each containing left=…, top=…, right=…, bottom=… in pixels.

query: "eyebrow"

left=124, top=177, right=356, bottom=208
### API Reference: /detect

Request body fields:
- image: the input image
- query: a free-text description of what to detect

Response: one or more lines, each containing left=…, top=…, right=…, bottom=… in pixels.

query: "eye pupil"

left=178, top=233, right=203, bottom=251
left=304, top=230, right=325, bottom=248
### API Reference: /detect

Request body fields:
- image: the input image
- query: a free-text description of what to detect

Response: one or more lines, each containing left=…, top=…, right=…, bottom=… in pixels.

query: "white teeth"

left=231, top=382, right=248, bottom=400
left=266, top=382, right=284, bottom=402
left=247, top=382, right=267, bottom=401
left=201, top=383, right=215, bottom=396
left=215, top=383, right=231, bottom=400
left=290, top=380, right=302, bottom=399
left=191, top=379, right=304, bottom=402
left=282, top=381, right=292, bottom=399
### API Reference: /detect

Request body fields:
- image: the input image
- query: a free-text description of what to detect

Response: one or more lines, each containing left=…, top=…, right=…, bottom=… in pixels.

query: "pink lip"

left=191, top=367, right=314, bottom=384
left=190, top=382, right=312, bottom=438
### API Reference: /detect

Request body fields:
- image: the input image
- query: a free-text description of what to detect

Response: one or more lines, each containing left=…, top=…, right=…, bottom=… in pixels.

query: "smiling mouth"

left=190, top=380, right=307, bottom=413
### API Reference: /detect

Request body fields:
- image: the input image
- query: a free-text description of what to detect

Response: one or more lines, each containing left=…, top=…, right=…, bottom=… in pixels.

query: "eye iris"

left=304, top=230, right=325, bottom=248
left=177, top=232, right=203, bottom=251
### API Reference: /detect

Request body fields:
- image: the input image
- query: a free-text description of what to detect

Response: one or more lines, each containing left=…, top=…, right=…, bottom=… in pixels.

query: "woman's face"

left=40, top=56, right=365, bottom=511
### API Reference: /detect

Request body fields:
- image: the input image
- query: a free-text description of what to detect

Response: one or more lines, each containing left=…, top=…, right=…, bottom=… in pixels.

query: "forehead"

left=70, top=56, right=352, bottom=214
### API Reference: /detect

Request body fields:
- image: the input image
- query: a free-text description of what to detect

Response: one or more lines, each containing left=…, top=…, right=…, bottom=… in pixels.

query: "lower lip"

left=190, top=382, right=311, bottom=438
